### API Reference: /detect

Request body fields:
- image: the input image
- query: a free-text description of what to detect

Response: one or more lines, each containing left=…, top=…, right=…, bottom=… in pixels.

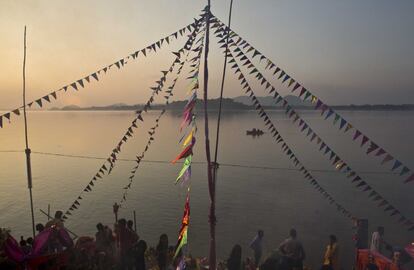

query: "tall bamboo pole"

left=213, top=0, right=234, bottom=187
left=22, top=26, right=36, bottom=238
left=202, top=1, right=216, bottom=269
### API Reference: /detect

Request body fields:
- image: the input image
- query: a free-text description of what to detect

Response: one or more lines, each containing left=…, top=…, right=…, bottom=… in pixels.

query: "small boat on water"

left=246, top=128, right=264, bottom=136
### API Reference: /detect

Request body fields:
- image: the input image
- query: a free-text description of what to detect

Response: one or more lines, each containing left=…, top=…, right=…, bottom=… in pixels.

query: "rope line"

left=0, top=150, right=398, bottom=175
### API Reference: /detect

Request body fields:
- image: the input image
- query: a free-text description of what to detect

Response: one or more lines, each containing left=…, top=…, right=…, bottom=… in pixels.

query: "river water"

left=1, top=110, right=413, bottom=268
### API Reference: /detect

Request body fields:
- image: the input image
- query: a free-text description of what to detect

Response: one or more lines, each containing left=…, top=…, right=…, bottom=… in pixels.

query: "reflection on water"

left=0, top=110, right=413, bottom=268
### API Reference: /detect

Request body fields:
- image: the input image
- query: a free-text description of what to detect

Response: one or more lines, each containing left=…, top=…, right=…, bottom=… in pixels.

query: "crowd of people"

left=0, top=212, right=407, bottom=270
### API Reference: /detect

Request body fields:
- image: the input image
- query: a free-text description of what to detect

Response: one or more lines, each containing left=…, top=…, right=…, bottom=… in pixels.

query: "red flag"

left=172, top=139, right=195, bottom=164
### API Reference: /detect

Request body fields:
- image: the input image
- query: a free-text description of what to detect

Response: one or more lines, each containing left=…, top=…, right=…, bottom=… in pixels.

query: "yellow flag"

left=288, top=78, right=295, bottom=87
left=183, top=129, right=194, bottom=147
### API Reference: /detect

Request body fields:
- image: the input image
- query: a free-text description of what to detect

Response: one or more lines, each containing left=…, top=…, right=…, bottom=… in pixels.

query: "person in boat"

left=249, top=229, right=264, bottom=267
left=19, top=236, right=31, bottom=255
left=227, top=244, right=243, bottom=270
left=127, top=220, right=134, bottom=231
left=95, top=223, right=115, bottom=269
left=95, top=223, right=113, bottom=254
left=156, top=234, right=169, bottom=270
left=321, top=235, right=339, bottom=270
left=279, top=228, right=306, bottom=270
left=45, top=210, right=66, bottom=253
left=45, top=210, right=65, bottom=229
left=35, top=223, right=45, bottom=234
left=370, top=226, right=385, bottom=254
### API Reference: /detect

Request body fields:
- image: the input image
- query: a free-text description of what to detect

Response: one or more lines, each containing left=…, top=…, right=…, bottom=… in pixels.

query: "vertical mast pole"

left=22, top=26, right=36, bottom=238
left=203, top=1, right=216, bottom=269
left=213, top=0, right=234, bottom=186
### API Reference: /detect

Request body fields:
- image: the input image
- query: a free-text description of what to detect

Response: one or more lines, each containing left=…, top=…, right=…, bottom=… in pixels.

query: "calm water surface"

left=1, top=110, right=414, bottom=269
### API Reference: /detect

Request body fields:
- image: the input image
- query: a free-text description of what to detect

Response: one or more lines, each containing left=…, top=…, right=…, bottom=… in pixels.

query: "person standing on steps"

left=249, top=229, right=264, bottom=267
left=279, top=228, right=306, bottom=270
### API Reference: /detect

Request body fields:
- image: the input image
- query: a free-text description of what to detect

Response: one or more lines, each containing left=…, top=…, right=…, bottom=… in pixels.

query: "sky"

left=0, top=0, right=413, bottom=109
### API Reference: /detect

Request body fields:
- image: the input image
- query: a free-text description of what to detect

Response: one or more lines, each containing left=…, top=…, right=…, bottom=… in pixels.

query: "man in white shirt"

left=370, top=226, right=384, bottom=253
left=250, top=229, right=264, bottom=267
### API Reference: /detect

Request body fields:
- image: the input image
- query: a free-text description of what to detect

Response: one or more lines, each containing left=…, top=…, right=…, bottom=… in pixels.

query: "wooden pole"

left=133, top=210, right=137, bottom=232
left=47, top=204, right=50, bottom=220
left=22, top=26, right=36, bottom=239
left=202, top=1, right=216, bottom=269
left=212, top=0, right=234, bottom=207
left=113, top=203, right=119, bottom=223
left=39, top=209, right=78, bottom=239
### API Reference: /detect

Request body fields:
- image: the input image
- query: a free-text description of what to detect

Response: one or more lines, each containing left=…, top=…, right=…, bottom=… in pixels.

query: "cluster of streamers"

left=174, top=192, right=190, bottom=259
left=217, top=42, right=356, bottom=220
left=172, top=11, right=207, bottom=260
left=0, top=21, right=201, bottom=130
left=62, top=14, right=206, bottom=220
left=119, top=21, right=206, bottom=205
left=213, top=24, right=414, bottom=231
left=211, top=17, right=414, bottom=185
left=172, top=20, right=205, bottom=186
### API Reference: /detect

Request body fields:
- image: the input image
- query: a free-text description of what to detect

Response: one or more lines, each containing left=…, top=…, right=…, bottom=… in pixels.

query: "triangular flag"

left=71, top=82, right=78, bottom=91
left=299, top=88, right=306, bottom=97
left=361, top=136, right=369, bottom=146
left=344, top=123, right=352, bottom=132
left=333, top=114, right=340, bottom=125
left=304, top=91, right=311, bottom=101
left=375, top=148, right=386, bottom=157
left=400, top=167, right=410, bottom=176
left=77, top=79, right=84, bottom=88
left=292, top=83, right=301, bottom=92
left=288, top=78, right=295, bottom=87
left=176, top=156, right=192, bottom=183
left=91, top=73, right=99, bottom=81
left=339, top=118, right=347, bottom=130
left=404, top=173, right=414, bottom=183
left=391, top=160, right=402, bottom=171
left=282, top=74, right=290, bottom=83
left=35, top=99, right=43, bottom=107
left=325, top=109, right=334, bottom=120
left=366, top=142, right=379, bottom=155
left=381, top=154, right=393, bottom=165
left=353, top=130, right=362, bottom=141
left=278, top=70, right=286, bottom=80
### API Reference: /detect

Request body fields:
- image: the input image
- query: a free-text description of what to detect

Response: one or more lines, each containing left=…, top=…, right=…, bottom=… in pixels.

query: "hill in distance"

left=50, top=95, right=414, bottom=111
left=233, top=95, right=312, bottom=107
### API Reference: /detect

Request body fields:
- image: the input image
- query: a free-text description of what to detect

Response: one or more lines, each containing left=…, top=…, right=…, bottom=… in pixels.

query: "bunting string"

left=172, top=16, right=206, bottom=259
left=0, top=16, right=203, bottom=130
left=119, top=109, right=166, bottom=205
left=173, top=22, right=204, bottom=187
left=211, top=16, right=414, bottom=185
left=220, top=47, right=354, bottom=221
left=0, top=149, right=400, bottom=175
left=62, top=16, right=206, bottom=220
left=119, top=22, right=206, bottom=205
left=214, top=25, right=414, bottom=231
